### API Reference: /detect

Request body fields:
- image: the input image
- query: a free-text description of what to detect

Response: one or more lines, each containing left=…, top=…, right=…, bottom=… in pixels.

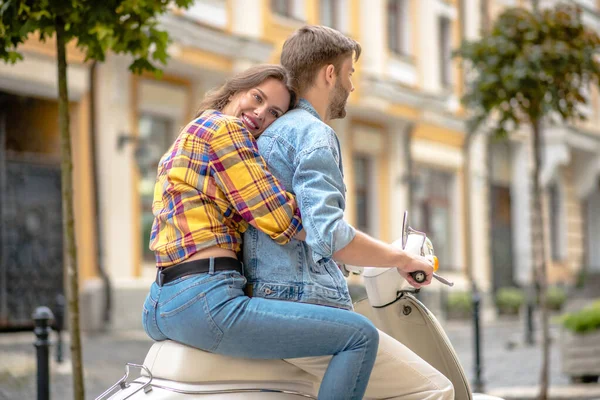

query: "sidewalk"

left=445, top=318, right=600, bottom=400
left=1, top=317, right=599, bottom=399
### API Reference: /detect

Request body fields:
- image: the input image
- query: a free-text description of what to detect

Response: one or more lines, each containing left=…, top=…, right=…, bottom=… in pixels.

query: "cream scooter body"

left=98, top=212, right=502, bottom=400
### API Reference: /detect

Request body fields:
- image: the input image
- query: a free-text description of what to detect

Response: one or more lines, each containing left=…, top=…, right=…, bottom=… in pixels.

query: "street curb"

left=488, top=384, right=600, bottom=400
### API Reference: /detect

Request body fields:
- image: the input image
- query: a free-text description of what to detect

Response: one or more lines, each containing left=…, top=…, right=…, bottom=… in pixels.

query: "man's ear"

left=324, top=64, right=336, bottom=87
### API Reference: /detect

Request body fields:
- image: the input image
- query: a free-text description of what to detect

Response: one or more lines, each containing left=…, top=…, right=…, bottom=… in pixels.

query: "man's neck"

left=300, top=89, right=329, bottom=123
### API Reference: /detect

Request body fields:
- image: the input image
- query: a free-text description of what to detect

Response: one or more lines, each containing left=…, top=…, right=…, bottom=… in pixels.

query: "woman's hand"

left=396, top=253, right=433, bottom=288
left=294, top=229, right=306, bottom=241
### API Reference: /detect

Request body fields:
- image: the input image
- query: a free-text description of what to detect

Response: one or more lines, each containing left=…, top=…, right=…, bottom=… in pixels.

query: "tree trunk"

left=55, top=18, right=85, bottom=400
left=531, top=120, right=549, bottom=400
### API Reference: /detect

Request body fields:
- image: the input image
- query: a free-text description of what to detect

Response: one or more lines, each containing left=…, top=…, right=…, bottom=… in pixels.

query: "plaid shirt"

left=150, top=110, right=302, bottom=267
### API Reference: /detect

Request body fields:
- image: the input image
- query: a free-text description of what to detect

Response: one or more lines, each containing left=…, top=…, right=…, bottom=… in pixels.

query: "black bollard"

left=525, top=287, right=536, bottom=346
left=33, top=306, right=54, bottom=400
left=54, top=294, right=65, bottom=363
left=471, top=283, right=485, bottom=393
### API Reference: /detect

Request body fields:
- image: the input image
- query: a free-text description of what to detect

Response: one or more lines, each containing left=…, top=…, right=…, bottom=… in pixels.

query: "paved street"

left=0, top=316, right=598, bottom=399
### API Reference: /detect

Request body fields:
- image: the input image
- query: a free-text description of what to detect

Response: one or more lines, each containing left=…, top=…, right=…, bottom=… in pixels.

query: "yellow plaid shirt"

left=150, top=110, right=302, bottom=267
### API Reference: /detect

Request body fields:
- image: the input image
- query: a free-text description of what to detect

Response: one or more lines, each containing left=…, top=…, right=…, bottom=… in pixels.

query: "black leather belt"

left=156, top=257, right=243, bottom=286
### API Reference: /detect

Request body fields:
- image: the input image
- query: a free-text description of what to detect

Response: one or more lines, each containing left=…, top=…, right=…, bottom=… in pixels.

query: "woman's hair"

left=194, top=64, right=297, bottom=119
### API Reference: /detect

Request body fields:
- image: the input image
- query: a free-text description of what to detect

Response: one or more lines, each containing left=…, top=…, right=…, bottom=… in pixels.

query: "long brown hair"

left=194, top=64, right=297, bottom=119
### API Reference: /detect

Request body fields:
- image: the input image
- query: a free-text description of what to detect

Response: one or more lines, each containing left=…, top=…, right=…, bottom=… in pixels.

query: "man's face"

left=327, top=56, right=355, bottom=120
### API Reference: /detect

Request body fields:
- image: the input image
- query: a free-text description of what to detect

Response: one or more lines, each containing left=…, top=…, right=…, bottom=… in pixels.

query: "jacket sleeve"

left=292, top=145, right=356, bottom=263
left=209, top=118, right=302, bottom=244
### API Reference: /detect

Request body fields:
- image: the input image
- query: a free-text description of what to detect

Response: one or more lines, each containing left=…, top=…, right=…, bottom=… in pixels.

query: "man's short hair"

left=281, top=25, right=361, bottom=94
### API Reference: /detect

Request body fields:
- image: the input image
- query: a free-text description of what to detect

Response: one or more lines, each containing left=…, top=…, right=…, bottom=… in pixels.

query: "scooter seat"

left=143, top=340, right=318, bottom=385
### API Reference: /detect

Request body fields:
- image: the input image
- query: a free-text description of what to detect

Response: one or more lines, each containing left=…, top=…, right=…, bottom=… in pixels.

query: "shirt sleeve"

left=292, top=145, right=356, bottom=263
left=209, top=118, right=302, bottom=244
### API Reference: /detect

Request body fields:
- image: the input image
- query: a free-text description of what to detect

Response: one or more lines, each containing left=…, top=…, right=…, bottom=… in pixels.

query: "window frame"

left=387, top=0, right=410, bottom=56
left=548, top=182, right=565, bottom=262
left=411, top=166, right=456, bottom=270
left=438, top=15, right=452, bottom=88
left=271, top=0, right=304, bottom=21
left=137, top=113, right=175, bottom=263
left=353, top=155, right=373, bottom=235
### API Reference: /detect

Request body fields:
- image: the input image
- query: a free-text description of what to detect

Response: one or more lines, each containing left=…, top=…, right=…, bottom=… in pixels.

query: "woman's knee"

left=351, top=315, right=379, bottom=353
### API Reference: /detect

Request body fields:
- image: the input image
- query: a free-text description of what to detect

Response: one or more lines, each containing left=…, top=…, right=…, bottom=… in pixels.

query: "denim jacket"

left=242, top=99, right=355, bottom=310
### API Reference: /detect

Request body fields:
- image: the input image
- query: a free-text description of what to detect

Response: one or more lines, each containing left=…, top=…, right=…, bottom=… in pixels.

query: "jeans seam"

left=201, top=294, right=224, bottom=352
left=151, top=305, right=164, bottom=338
left=350, top=334, right=369, bottom=400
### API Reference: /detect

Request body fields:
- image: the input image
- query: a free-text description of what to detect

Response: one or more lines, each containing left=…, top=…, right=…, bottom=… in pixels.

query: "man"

left=243, top=26, right=454, bottom=399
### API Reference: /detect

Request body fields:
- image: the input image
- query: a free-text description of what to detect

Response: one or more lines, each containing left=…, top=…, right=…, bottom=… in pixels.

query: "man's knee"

left=436, top=373, right=454, bottom=400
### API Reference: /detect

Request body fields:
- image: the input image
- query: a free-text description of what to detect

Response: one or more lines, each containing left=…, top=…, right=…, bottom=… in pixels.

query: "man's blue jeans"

left=142, top=269, right=379, bottom=400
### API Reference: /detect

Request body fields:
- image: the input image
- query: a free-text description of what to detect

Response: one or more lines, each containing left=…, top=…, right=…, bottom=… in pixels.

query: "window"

left=388, top=0, right=410, bottom=56
left=137, top=114, right=173, bottom=262
left=272, top=0, right=292, bottom=17
left=271, top=0, right=304, bottom=20
left=320, top=0, right=348, bottom=32
left=411, top=168, right=454, bottom=269
left=439, top=16, right=452, bottom=88
left=548, top=183, right=563, bottom=261
left=354, top=156, right=372, bottom=234
left=184, top=0, right=227, bottom=29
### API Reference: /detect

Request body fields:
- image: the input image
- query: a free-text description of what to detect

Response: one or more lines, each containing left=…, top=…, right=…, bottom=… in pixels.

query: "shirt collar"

left=297, top=99, right=321, bottom=120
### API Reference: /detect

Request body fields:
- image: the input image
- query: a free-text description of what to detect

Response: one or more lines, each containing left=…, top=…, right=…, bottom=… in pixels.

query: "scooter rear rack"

left=95, top=363, right=317, bottom=399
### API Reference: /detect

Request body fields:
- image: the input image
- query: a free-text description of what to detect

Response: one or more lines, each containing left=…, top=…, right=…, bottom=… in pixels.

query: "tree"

left=455, top=4, right=600, bottom=399
left=0, top=1, right=192, bottom=398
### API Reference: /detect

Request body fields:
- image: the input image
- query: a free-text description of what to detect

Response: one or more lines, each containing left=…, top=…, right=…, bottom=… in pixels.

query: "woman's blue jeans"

left=142, top=269, right=379, bottom=400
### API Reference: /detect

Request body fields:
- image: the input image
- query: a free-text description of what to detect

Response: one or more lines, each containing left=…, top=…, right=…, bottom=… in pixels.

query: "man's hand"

left=397, top=253, right=434, bottom=289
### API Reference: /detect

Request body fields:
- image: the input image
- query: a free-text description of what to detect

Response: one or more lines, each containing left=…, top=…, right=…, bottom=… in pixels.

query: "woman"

left=142, top=64, right=379, bottom=400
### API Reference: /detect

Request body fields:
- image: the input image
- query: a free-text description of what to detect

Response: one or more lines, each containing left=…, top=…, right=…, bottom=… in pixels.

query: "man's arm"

left=292, top=142, right=433, bottom=287
left=334, top=230, right=434, bottom=287
left=292, top=144, right=355, bottom=262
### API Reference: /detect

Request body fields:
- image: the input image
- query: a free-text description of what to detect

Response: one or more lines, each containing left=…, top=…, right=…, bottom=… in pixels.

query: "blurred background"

left=1, top=0, right=600, bottom=398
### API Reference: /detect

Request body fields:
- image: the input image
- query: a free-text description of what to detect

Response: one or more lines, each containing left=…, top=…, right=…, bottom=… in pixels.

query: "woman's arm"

left=209, top=117, right=302, bottom=244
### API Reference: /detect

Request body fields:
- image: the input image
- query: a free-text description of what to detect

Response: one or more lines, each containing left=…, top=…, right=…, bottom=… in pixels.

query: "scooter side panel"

left=356, top=295, right=473, bottom=400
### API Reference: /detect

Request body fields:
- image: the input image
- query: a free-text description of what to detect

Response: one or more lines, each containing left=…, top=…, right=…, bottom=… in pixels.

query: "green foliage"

left=545, top=286, right=567, bottom=311
left=562, top=299, right=600, bottom=334
left=446, top=291, right=473, bottom=319
left=495, top=287, right=525, bottom=315
left=0, top=0, right=194, bottom=74
left=455, top=3, right=600, bottom=136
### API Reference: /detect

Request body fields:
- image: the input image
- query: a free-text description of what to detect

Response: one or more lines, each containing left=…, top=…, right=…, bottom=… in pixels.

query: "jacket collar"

left=296, top=99, right=321, bottom=121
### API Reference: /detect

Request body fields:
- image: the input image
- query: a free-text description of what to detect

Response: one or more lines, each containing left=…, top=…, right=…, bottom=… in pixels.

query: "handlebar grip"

left=410, top=271, right=426, bottom=283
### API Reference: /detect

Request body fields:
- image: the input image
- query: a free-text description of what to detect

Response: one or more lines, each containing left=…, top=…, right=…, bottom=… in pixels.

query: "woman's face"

left=223, top=78, right=291, bottom=137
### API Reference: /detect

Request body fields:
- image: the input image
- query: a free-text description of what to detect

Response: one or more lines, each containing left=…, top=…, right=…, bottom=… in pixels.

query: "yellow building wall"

left=70, top=95, right=99, bottom=281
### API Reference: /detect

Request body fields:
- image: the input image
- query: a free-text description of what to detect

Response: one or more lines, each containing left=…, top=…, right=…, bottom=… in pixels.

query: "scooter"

left=97, top=211, right=503, bottom=400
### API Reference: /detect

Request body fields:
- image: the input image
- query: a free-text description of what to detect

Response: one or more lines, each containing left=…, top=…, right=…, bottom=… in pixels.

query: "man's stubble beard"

left=327, top=79, right=349, bottom=120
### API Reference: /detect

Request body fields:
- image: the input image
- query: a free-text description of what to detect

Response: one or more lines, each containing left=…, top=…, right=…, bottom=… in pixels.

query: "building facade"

left=0, top=0, right=598, bottom=330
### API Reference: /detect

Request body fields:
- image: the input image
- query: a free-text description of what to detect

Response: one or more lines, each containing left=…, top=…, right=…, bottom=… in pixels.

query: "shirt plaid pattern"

left=150, top=110, right=302, bottom=267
